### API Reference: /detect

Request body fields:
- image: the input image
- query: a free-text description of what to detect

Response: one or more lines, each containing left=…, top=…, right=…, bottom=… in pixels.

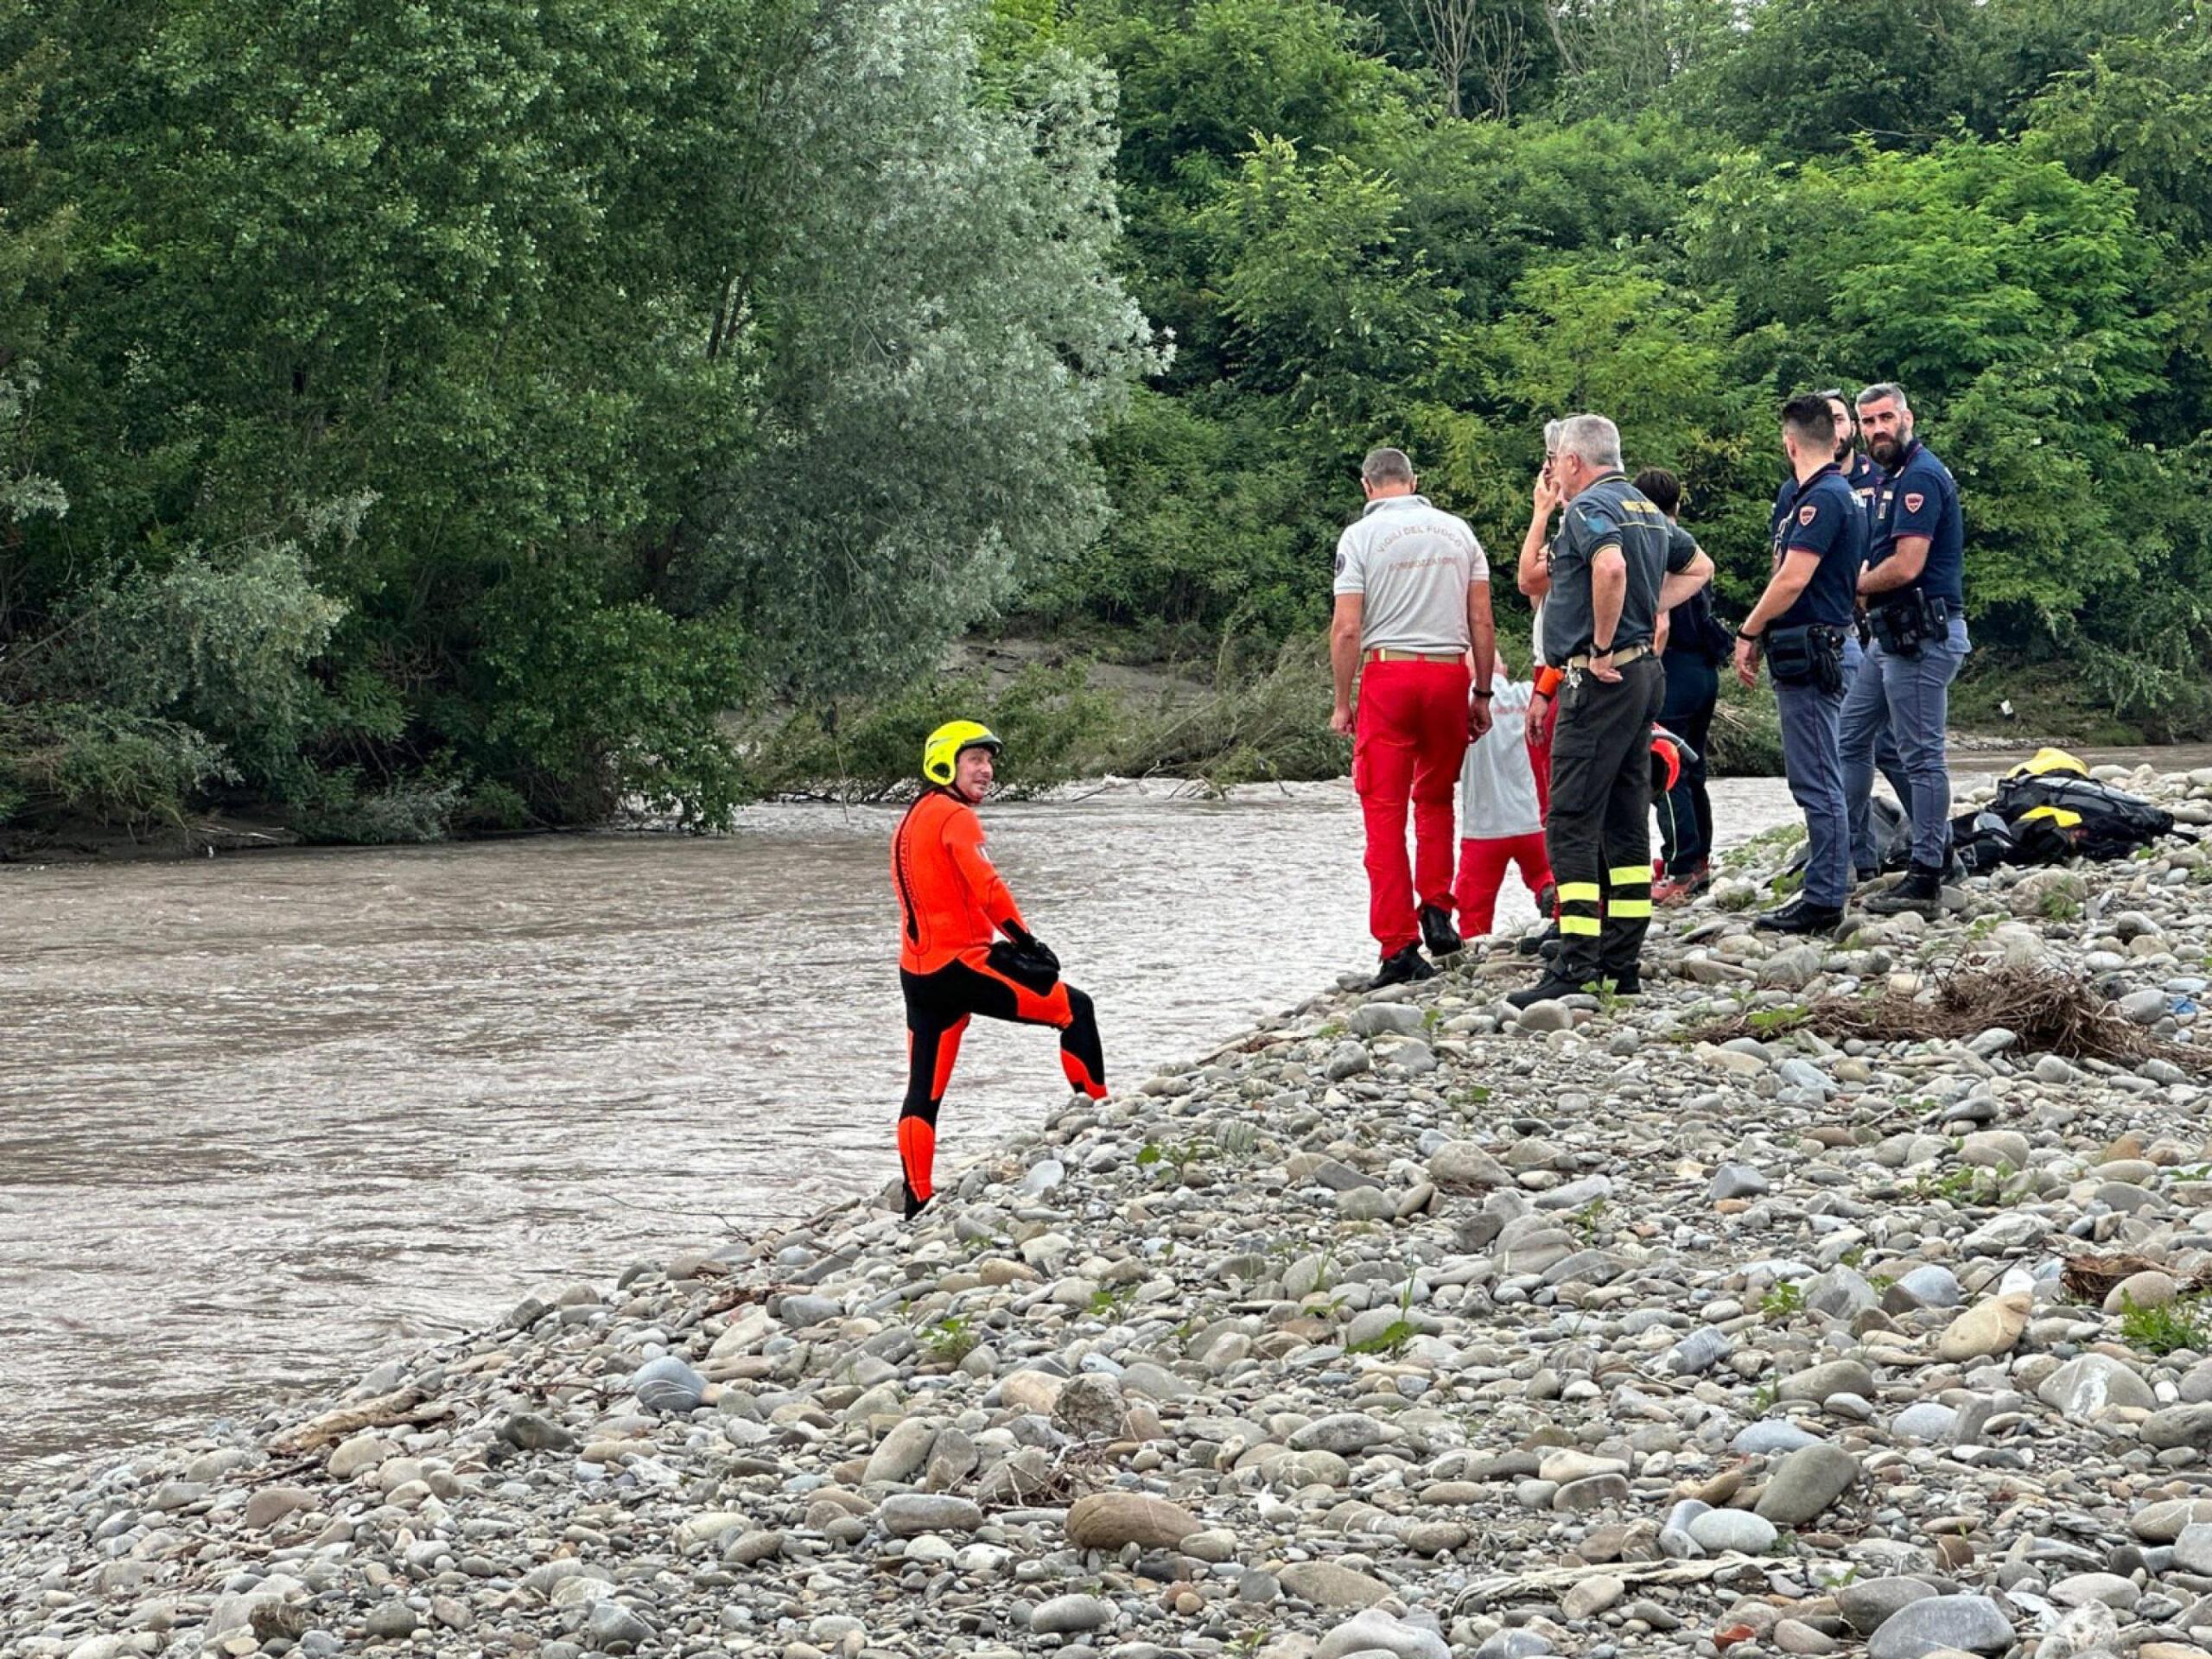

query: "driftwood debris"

left=265, top=1387, right=452, bottom=1454
left=1454, top=1555, right=1739, bottom=1610
left=2058, top=1246, right=2212, bottom=1305
left=1690, top=965, right=2207, bottom=1076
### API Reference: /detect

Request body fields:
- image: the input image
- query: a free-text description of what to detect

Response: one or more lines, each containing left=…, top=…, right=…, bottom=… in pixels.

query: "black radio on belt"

left=1868, top=591, right=1953, bottom=658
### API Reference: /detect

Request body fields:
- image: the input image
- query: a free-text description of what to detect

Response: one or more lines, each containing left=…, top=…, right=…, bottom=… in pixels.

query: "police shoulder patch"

left=1903, top=492, right=1926, bottom=514
left=1797, top=502, right=1818, bottom=526
left=1333, top=550, right=1345, bottom=575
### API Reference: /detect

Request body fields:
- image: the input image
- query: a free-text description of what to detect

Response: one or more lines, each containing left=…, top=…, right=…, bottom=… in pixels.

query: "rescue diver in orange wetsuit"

left=889, top=721, right=1107, bottom=1219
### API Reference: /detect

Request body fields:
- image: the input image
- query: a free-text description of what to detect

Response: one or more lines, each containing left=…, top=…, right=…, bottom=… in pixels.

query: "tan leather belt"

left=1362, top=648, right=1463, bottom=664
left=1567, top=643, right=1652, bottom=670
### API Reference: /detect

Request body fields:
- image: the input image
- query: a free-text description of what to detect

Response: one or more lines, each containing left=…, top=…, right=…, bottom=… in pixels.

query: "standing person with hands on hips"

left=1331, top=446, right=1497, bottom=988
left=1511, top=415, right=1711, bottom=1008
left=1733, top=394, right=1868, bottom=936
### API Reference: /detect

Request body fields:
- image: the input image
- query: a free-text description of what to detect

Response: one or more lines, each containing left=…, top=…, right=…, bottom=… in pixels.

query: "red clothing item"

left=1453, top=831, right=1554, bottom=937
left=891, top=790, right=1027, bottom=974
left=1528, top=696, right=1555, bottom=819
left=1352, top=658, right=1471, bottom=956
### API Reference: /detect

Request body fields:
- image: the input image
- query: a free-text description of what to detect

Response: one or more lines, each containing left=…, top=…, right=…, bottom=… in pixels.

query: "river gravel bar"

left=7, top=762, right=2212, bottom=1659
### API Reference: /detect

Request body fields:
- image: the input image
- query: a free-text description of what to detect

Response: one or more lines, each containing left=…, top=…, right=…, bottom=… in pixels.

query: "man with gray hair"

left=1332, top=445, right=1497, bottom=988
left=1845, top=383, right=1969, bottom=915
left=1511, top=415, right=1711, bottom=1007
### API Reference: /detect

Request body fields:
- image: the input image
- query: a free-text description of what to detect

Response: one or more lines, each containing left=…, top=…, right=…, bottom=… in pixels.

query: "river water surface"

left=0, top=754, right=2192, bottom=1476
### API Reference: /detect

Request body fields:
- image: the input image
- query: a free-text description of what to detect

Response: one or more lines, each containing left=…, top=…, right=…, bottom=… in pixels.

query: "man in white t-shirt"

left=1329, top=446, right=1497, bottom=987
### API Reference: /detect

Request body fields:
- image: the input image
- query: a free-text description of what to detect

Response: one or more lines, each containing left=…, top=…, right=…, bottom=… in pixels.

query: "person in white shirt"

left=1452, top=649, right=1555, bottom=937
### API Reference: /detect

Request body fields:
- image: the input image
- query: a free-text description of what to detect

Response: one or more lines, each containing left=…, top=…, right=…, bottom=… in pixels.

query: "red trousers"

left=1353, top=658, right=1471, bottom=956
left=1453, top=831, right=1554, bottom=937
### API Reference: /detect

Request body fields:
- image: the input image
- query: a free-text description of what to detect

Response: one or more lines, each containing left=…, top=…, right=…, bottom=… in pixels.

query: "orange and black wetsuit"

left=890, top=788, right=1105, bottom=1214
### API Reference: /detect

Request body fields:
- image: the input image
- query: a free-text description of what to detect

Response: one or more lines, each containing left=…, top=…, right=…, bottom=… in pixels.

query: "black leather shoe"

left=1518, top=921, right=1559, bottom=958
left=1754, top=898, right=1846, bottom=935
left=1605, top=972, right=1643, bottom=997
left=1507, top=971, right=1588, bottom=1009
left=1420, top=903, right=1463, bottom=958
left=1866, top=864, right=1943, bottom=916
left=1368, top=944, right=1436, bottom=989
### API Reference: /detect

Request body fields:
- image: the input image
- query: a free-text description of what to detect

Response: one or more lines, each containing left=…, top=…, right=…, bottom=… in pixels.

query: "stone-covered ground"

left=5, top=765, right=2212, bottom=1659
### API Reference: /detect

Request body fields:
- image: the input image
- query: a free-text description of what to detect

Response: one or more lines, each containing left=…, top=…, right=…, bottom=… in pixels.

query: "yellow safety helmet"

left=922, top=720, right=1002, bottom=786
left=2007, top=747, right=2088, bottom=780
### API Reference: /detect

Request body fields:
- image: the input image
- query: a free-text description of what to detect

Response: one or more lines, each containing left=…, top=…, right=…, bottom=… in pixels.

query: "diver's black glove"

left=989, top=922, right=1061, bottom=991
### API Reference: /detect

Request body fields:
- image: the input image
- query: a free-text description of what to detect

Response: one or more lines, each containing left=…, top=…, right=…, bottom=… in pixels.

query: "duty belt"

left=1362, top=648, right=1463, bottom=664
left=1566, top=643, right=1652, bottom=670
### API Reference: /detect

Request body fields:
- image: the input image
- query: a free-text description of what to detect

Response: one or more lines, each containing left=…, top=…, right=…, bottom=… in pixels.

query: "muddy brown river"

left=1, top=754, right=2194, bottom=1476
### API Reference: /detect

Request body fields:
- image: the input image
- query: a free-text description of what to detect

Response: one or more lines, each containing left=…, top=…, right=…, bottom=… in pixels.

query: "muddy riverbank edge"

left=3, top=763, right=2211, bottom=1659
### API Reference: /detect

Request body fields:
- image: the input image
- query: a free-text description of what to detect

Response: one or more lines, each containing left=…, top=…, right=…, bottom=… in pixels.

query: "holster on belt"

left=1869, top=591, right=1951, bottom=658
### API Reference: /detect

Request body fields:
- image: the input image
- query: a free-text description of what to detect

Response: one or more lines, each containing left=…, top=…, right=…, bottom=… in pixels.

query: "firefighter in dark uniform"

left=1510, top=413, right=1710, bottom=1008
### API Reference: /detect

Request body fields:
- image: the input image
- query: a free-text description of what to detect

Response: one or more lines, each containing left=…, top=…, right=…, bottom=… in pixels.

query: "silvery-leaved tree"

left=672, top=0, right=1166, bottom=705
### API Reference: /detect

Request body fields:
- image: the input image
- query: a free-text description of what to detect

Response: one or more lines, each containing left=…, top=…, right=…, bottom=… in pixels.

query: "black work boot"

left=1865, top=863, right=1943, bottom=917
left=1420, top=903, right=1463, bottom=959
left=1507, top=969, right=1589, bottom=1009
left=1755, top=896, right=1847, bottom=935
left=1367, top=944, right=1436, bottom=990
left=902, top=1185, right=932, bottom=1222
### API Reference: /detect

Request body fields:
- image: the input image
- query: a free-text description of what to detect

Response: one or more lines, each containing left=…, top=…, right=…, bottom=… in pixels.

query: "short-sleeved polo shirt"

left=1332, top=494, right=1488, bottom=654
left=1770, top=461, right=1866, bottom=631
left=1868, top=439, right=1964, bottom=606
left=1539, top=474, right=1682, bottom=666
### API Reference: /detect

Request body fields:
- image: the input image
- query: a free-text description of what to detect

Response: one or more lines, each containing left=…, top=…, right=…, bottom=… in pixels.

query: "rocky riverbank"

left=4, top=766, right=2210, bottom=1659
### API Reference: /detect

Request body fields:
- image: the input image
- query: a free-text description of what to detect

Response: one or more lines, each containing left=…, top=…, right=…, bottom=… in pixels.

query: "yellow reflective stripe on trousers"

left=1611, top=899, right=1654, bottom=918
left=1556, top=881, right=1602, bottom=904
left=1558, top=916, right=1601, bottom=936
left=1609, top=866, right=1653, bottom=887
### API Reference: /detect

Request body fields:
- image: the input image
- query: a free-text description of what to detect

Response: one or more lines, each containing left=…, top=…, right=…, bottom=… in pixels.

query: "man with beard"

left=1844, top=384, right=1971, bottom=916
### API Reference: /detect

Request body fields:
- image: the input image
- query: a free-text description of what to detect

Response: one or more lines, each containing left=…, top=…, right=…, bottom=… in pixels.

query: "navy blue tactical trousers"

left=1841, top=618, right=1969, bottom=871
left=1776, top=676, right=1849, bottom=909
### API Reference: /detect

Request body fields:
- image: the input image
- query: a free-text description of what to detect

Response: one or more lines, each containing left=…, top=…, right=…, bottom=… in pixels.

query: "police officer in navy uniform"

left=1734, top=394, right=1867, bottom=934
left=1810, top=387, right=1916, bottom=868
left=1843, top=383, right=1970, bottom=916
left=1511, top=413, right=1710, bottom=1007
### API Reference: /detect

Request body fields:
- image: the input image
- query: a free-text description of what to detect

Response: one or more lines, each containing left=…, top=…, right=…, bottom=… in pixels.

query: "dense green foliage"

left=1023, top=0, right=2212, bottom=737
left=4, top=0, right=2208, bottom=838
left=1, top=0, right=1150, bottom=837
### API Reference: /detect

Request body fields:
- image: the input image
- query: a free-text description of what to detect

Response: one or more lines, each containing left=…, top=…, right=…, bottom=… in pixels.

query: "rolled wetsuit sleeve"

left=943, top=808, right=1027, bottom=936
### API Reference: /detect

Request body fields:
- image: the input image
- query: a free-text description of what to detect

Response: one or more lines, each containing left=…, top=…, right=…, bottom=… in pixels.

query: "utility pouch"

left=1869, top=598, right=1927, bottom=658
left=1916, top=592, right=1953, bottom=637
left=1765, top=624, right=1845, bottom=692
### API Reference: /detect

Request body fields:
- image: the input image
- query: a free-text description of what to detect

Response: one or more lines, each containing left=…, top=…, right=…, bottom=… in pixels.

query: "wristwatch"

left=1471, top=689, right=1494, bottom=699
left=1736, top=626, right=1762, bottom=642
